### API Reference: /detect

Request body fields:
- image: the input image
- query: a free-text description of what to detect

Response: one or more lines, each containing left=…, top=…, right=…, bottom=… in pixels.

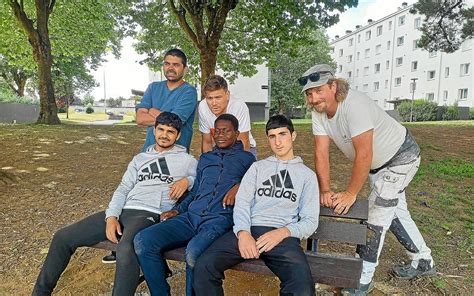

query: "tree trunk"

left=199, top=49, right=217, bottom=98
left=32, top=27, right=59, bottom=124
left=13, top=70, right=27, bottom=97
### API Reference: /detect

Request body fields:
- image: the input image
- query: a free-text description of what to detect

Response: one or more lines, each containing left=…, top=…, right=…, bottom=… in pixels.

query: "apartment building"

left=330, top=2, right=473, bottom=110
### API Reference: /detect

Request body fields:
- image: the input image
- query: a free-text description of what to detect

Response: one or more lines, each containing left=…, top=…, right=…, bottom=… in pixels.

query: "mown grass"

left=58, top=109, right=135, bottom=124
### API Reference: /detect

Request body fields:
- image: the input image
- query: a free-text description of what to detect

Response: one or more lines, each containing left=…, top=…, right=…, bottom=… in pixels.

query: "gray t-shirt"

left=312, top=89, right=405, bottom=169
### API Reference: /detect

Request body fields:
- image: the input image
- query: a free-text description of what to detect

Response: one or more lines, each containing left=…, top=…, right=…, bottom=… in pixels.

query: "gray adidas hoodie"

left=233, top=156, right=320, bottom=239
left=105, top=144, right=197, bottom=219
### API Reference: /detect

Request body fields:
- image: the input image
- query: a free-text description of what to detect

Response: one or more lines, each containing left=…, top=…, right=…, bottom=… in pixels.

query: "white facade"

left=330, top=3, right=473, bottom=109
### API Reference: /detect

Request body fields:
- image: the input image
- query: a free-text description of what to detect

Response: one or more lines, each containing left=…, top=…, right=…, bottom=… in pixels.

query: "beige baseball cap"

left=299, top=64, right=335, bottom=93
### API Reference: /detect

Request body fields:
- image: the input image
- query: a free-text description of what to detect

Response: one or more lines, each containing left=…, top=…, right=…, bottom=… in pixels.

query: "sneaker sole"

left=102, top=260, right=116, bottom=264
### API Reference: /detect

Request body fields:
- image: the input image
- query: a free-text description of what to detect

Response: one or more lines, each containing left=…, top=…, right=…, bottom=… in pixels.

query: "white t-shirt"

left=312, top=89, right=405, bottom=169
left=198, top=97, right=256, bottom=148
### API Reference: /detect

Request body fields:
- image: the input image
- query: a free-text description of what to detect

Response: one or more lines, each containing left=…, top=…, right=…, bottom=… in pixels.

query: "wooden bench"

left=91, top=199, right=368, bottom=289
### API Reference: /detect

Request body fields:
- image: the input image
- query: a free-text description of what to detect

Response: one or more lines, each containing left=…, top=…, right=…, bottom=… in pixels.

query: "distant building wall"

left=0, top=103, right=39, bottom=123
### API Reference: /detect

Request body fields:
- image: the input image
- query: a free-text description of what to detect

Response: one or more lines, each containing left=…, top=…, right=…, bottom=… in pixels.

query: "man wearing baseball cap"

left=300, top=64, right=435, bottom=295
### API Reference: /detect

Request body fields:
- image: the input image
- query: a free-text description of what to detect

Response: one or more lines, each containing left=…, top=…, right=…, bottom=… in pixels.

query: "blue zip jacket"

left=174, top=141, right=255, bottom=227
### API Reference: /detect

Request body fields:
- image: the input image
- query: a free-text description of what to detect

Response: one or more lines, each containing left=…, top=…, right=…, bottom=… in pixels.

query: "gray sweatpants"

left=358, top=156, right=433, bottom=284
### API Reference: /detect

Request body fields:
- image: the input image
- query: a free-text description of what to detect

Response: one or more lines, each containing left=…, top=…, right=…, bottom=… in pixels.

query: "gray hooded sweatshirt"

left=233, top=156, right=319, bottom=239
left=105, top=144, right=197, bottom=219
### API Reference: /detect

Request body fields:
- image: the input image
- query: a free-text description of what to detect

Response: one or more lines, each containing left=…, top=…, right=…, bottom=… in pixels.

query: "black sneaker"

left=341, top=281, right=374, bottom=296
left=392, top=259, right=436, bottom=279
left=102, top=251, right=116, bottom=264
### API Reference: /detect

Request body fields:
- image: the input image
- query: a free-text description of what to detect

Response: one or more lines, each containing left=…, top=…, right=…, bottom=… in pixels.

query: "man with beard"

left=300, top=64, right=435, bottom=295
left=32, top=112, right=198, bottom=296
left=136, top=48, right=198, bottom=152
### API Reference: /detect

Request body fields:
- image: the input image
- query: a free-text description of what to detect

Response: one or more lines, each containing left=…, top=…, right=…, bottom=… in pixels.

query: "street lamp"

left=410, top=78, right=418, bottom=122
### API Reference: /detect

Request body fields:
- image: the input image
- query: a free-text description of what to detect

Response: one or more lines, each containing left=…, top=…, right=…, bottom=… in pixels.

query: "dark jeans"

left=134, top=213, right=231, bottom=296
left=32, top=209, right=160, bottom=296
left=193, top=226, right=315, bottom=296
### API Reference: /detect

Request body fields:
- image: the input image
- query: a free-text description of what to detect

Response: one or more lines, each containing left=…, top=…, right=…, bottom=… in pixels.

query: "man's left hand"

left=255, top=228, right=290, bottom=253
left=169, top=178, right=189, bottom=199
left=222, top=184, right=240, bottom=209
left=331, top=191, right=357, bottom=215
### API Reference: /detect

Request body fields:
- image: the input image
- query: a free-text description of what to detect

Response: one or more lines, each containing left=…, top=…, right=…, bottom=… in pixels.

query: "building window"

left=358, top=34, right=361, bottom=43
left=365, top=48, right=370, bottom=58
left=429, top=50, right=437, bottom=58
left=366, top=30, right=371, bottom=40
left=387, top=40, right=391, bottom=50
left=395, top=77, right=402, bottom=86
left=414, top=17, right=421, bottom=29
left=413, top=39, right=419, bottom=50
left=460, top=63, right=470, bottom=76
left=377, top=25, right=383, bottom=36
left=339, top=65, right=343, bottom=73
left=348, top=38, right=353, bottom=46
left=356, top=69, right=359, bottom=77
left=363, top=84, right=368, bottom=91
left=357, top=51, right=360, bottom=60
left=426, top=93, right=435, bottom=101
left=375, top=63, right=381, bottom=73
left=396, top=57, right=403, bottom=66
left=445, top=67, right=450, bottom=77
left=385, top=80, right=389, bottom=89
left=411, top=61, right=418, bottom=71
left=443, top=90, right=448, bottom=101
left=348, top=71, right=352, bottom=78
left=386, top=60, right=390, bottom=69
left=389, top=20, right=392, bottom=30
left=339, top=49, right=343, bottom=57
left=374, top=82, right=380, bottom=91
left=398, top=15, right=406, bottom=26
left=397, top=36, right=404, bottom=46
left=364, top=66, right=369, bottom=76
left=458, top=88, right=468, bottom=100
left=427, top=70, right=436, bottom=80
left=375, top=44, right=381, bottom=55
left=348, top=55, right=353, bottom=63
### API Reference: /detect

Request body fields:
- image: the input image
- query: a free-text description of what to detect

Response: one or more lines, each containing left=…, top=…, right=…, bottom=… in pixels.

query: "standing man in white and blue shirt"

left=198, top=74, right=257, bottom=157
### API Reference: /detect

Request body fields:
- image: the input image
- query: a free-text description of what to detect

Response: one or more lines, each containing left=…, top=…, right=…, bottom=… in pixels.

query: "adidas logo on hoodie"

left=137, top=158, right=174, bottom=184
left=256, top=170, right=297, bottom=202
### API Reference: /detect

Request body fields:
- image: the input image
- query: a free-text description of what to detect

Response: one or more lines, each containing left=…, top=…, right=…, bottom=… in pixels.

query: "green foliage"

left=411, top=0, right=474, bottom=53
left=470, top=108, right=474, bottom=120
left=0, top=84, right=37, bottom=105
left=397, top=100, right=438, bottom=122
left=86, top=104, right=94, bottom=114
left=270, top=30, right=334, bottom=115
left=441, top=105, right=459, bottom=121
left=83, top=93, right=95, bottom=106
left=128, top=0, right=358, bottom=85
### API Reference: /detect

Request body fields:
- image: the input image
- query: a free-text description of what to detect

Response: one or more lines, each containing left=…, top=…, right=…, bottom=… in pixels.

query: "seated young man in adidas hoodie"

left=32, top=112, right=197, bottom=296
left=193, top=114, right=320, bottom=296
left=134, top=113, right=256, bottom=296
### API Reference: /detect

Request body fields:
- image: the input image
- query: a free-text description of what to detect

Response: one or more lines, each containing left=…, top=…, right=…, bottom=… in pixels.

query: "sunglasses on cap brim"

left=298, top=71, right=333, bottom=86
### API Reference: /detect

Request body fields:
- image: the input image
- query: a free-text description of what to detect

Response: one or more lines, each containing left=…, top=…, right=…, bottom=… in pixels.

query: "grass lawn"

left=58, top=109, right=135, bottom=124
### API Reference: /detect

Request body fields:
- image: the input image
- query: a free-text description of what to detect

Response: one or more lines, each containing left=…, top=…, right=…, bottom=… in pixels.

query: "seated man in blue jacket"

left=134, top=113, right=256, bottom=296
left=194, top=115, right=320, bottom=296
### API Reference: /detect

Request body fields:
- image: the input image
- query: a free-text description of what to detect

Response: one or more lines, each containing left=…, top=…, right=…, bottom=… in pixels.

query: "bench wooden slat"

left=320, top=199, right=368, bottom=220
left=310, top=220, right=367, bottom=245
left=90, top=244, right=362, bottom=288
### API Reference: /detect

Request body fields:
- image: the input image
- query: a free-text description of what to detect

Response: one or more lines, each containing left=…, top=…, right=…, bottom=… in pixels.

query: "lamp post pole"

left=410, top=78, right=418, bottom=122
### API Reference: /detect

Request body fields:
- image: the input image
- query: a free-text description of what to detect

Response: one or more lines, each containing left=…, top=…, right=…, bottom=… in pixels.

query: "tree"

left=270, top=29, right=334, bottom=116
left=1, top=1, right=129, bottom=124
left=129, top=0, right=358, bottom=91
left=0, top=58, right=33, bottom=97
left=411, top=0, right=474, bottom=53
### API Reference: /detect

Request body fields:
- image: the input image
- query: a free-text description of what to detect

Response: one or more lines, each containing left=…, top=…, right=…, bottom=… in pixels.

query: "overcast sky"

left=90, top=0, right=418, bottom=100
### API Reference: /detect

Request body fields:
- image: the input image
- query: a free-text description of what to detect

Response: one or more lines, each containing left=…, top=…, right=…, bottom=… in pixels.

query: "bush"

left=470, top=108, right=474, bottom=120
left=441, top=105, right=459, bottom=121
left=397, top=99, right=437, bottom=122
left=86, top=103, right=94, bottom=114
left=0, top=85, right=38, bottom=105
